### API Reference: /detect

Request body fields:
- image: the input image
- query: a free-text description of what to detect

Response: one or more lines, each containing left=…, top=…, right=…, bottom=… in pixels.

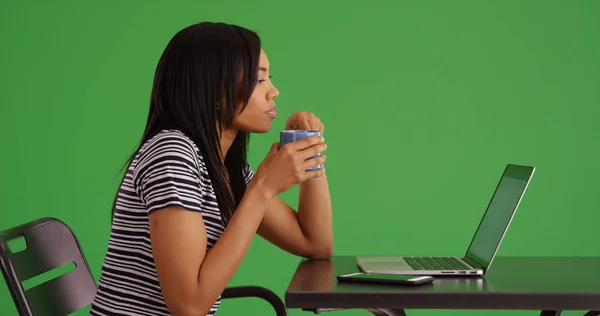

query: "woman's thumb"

left=268, top=142, right=280, bottom=155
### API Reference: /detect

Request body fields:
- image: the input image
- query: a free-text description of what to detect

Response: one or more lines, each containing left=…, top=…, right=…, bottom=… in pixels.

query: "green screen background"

left=2, top=0, right=599, bottom=315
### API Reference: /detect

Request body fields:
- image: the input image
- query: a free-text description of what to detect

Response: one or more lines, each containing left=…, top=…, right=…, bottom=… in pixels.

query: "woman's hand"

left=253, top=136, right=327, bottom=197
left=285, top=111, right=325, bottom=134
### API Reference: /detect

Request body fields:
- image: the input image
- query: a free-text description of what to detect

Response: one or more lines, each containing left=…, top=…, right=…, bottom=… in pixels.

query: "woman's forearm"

left=297, top=173, right=333, bottom=258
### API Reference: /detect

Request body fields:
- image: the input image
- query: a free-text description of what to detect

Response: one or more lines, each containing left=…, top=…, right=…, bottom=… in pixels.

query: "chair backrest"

left=0, top=217, right=97, bottom=316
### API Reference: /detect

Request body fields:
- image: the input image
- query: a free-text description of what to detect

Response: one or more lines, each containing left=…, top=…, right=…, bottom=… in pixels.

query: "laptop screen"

left=465, top=164, right=534, bottom=269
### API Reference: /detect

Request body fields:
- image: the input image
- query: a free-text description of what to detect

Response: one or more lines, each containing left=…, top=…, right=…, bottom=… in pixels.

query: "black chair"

left=0, top=217, right=287, bottom=316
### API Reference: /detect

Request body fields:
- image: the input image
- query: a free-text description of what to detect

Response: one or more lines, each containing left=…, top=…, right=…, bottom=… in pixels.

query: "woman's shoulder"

left=139, top=129, right=204, bottom=158
left=129, top=129, right=213, bottom=216
left=140, top=129, right=199, bottom=154
left=132, top=129, right=206, bottom=175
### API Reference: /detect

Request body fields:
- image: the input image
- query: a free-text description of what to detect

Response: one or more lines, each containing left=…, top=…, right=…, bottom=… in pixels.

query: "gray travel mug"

left=280, top=130, right=322, bottom=171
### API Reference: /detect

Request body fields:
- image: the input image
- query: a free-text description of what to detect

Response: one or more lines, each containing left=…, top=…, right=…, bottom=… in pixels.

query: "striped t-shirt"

left=89, top=129, right=254, bottom=316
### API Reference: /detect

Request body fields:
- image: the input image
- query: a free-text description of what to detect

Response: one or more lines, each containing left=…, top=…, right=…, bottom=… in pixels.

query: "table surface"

left=284, top=256, right=600, bottom=311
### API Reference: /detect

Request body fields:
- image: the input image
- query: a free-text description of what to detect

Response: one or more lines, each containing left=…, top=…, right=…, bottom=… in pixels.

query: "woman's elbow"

left=307, top=243, right=334, bottom=259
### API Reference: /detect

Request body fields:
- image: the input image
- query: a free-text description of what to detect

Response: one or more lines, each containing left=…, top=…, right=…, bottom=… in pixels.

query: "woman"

left=89, top=21, right=333, bottom=316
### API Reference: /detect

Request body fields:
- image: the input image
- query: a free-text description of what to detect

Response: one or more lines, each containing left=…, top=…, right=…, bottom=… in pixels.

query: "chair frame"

left=0, top=217, right=287, bottom=316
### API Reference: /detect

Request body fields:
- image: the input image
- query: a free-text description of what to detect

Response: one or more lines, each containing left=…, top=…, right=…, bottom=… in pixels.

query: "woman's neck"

left=220, top=128, right=238, bottom=162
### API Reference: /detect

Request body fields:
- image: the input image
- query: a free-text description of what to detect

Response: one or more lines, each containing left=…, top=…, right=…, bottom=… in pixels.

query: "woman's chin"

left=242, top=124, right=272, bottom=134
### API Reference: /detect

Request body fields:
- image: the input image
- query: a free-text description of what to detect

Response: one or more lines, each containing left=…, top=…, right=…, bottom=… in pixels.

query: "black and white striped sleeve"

left=132, top=134, right=205, bottom=215
left=243, top=164, right=255, bottom=185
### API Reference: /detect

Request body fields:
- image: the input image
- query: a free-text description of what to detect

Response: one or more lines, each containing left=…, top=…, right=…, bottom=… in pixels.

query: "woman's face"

left=230, top=49, right=280, bottom=133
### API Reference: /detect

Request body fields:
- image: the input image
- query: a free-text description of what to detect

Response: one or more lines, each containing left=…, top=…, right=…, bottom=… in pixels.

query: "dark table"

left=284, top=256, right=600, bottom=316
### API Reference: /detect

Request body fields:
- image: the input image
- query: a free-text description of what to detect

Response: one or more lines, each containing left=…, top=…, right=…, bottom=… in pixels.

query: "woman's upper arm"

left=133, top=134, right=212, bottom=314
left=148, top=207, right=208, bottom=314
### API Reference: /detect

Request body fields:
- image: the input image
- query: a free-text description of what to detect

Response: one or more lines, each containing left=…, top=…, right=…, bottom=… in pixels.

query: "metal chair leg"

left=221, top=286, right=287, bottom=316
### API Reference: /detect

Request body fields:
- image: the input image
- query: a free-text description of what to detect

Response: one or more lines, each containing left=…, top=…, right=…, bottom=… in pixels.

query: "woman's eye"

left=258, top=75, right=272, bottom=84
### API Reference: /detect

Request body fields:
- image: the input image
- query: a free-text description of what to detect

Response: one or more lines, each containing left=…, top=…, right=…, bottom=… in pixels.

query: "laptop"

left=356, top=164, right=535, bottom=276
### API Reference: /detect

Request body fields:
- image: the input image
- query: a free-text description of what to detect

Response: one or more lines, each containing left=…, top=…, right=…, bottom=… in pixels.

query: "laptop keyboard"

left=405, top=256, right=471, bottom=270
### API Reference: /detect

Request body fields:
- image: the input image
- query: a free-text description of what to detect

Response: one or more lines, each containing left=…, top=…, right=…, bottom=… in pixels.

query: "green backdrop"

left=2, top=0, right=599, bottom=315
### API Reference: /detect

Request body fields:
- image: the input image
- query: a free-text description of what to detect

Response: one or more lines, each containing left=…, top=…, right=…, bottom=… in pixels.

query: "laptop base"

left=356, top=256, right=484, bottom=276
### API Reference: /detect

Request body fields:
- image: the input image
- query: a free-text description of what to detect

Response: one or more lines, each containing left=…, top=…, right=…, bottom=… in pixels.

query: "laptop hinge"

left=463, top=255, right=485, bottom=269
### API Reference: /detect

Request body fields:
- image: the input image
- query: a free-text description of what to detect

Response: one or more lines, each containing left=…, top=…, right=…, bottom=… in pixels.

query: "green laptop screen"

left=465, top=165, right=534, bottom=268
